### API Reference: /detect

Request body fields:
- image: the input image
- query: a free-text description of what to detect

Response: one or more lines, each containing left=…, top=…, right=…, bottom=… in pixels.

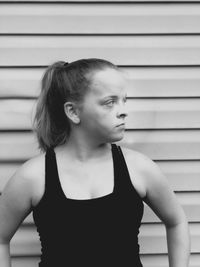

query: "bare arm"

left=123, top=148, right=190, bottom=267
left=0, top=163, right=36, bottom=266
left=141, top=156, right=190, bottom=267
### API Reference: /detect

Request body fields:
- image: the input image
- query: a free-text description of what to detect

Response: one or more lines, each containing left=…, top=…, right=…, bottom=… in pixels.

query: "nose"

left=117, top=101, right=128, bottom=119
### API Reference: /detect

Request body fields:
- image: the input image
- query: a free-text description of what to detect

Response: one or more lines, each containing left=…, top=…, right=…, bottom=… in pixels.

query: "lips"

left=116, top=123, right=125, bottom=127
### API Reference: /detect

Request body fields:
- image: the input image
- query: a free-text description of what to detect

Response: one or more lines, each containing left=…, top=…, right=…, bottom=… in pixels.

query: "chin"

left=108, top=133, right=124, bottom=143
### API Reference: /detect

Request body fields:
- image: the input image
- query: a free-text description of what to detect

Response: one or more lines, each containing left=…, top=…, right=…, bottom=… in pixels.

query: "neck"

left=58, top=130, right=111, bottom=162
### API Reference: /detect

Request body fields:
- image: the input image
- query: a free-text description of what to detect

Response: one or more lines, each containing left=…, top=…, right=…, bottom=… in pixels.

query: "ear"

left=63, top=102, right=80, bottom=124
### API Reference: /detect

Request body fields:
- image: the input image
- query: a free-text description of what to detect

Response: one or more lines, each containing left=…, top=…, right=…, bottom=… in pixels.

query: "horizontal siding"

left=10, top=254, right=200, bottom=267
left=125, top=67, right=200, bottom=97
left=1, top=131, right=200, bottom=161
left=0, top=68, right=42, bottom=98
left=0, top=132, right=39, bottom=161
left=1, top=3, right=200, bottom=34
left=141, top=254, right=200, bottom=267
left=1, top=67, right=200, bottom=98
left=1, top=161, right=199, bottom=192
left=120, top=130, right=200, bottom=160
left=1, top=1, right=199, bottom=266
left=11, top=257, right=39, bottom=267
left=1, top=0, right=200, bottom=2
left=2, top=36, right=200, bottom=66
left=1, top=98, right=200, bottom=130
left=158, top=161, right=200, bottom=191
left=139, top=223, right=200, bottom=254
left=143, top=193, right=200, bottom=223
left=9, top=223, right=200, bottom=256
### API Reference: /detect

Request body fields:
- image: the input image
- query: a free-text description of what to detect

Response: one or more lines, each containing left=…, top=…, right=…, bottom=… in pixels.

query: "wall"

left=0, top=1, right=200, bottom=266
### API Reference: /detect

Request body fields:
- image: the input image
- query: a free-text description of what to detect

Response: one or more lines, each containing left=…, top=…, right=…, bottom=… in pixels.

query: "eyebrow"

left=102, top=95, right=117, bottom=100
left=101, top=94, right=127, bottom=100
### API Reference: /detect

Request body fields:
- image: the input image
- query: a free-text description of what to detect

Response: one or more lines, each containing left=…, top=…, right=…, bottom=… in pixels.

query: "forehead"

left=89, top=68, right=127, bottom=97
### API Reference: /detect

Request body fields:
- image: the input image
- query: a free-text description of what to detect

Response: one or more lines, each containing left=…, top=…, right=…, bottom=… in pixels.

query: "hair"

left=33, top=58, right=119, bottom=151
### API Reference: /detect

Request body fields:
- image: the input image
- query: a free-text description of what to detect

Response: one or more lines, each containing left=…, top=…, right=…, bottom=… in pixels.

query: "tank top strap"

left=111, top=144, right=134, bottom=195
left=45, top=147, right=60, bottom=193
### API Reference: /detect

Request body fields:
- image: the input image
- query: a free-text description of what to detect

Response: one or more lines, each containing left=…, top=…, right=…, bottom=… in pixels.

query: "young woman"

left=0, top=58, right=190, bottom=267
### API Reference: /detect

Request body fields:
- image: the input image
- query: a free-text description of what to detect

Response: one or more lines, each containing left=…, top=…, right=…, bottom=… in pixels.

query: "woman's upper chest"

left=57, top=157, right=114, bottom=200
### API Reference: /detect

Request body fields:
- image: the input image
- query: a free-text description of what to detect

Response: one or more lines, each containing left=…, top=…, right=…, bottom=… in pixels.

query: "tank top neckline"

left=51, top=143, right=118, bottom=202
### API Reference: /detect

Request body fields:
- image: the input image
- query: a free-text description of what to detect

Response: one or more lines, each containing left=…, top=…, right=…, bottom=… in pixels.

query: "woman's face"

left=78, top=68, right=128, bottom=143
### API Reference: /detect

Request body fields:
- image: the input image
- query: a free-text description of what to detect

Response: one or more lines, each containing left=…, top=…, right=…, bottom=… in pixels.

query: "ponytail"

left=33, top=61, right=69, bottom=151
left=33, top=58, right=118, bottom=151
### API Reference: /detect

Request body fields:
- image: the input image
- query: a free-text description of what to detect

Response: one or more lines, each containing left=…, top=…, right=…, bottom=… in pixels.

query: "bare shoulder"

left=5, top=152, right=46, bottom=207
left=120, top=146, right=152, bottom=165
left=119, top=146, right=186, bottom=226
left=0, top=153, right=46, bottom=238
left=15, top=153, right=45, bottom=183
left=119, top=146, right=166, bottom=199
left=120, top=146, right=160, bottom=173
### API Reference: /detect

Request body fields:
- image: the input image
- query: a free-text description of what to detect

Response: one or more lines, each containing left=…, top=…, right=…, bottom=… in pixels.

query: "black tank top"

left=32, top=144, right=144, bottom=267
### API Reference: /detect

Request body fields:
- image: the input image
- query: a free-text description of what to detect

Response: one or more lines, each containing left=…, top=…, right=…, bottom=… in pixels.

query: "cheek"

left=96, top=110, right=115, bottom=126
left=81, top=104, right=116, bottom=129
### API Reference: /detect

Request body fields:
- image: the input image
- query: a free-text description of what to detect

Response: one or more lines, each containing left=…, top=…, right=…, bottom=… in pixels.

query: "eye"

left=104, top=99, right=115, bottom=107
